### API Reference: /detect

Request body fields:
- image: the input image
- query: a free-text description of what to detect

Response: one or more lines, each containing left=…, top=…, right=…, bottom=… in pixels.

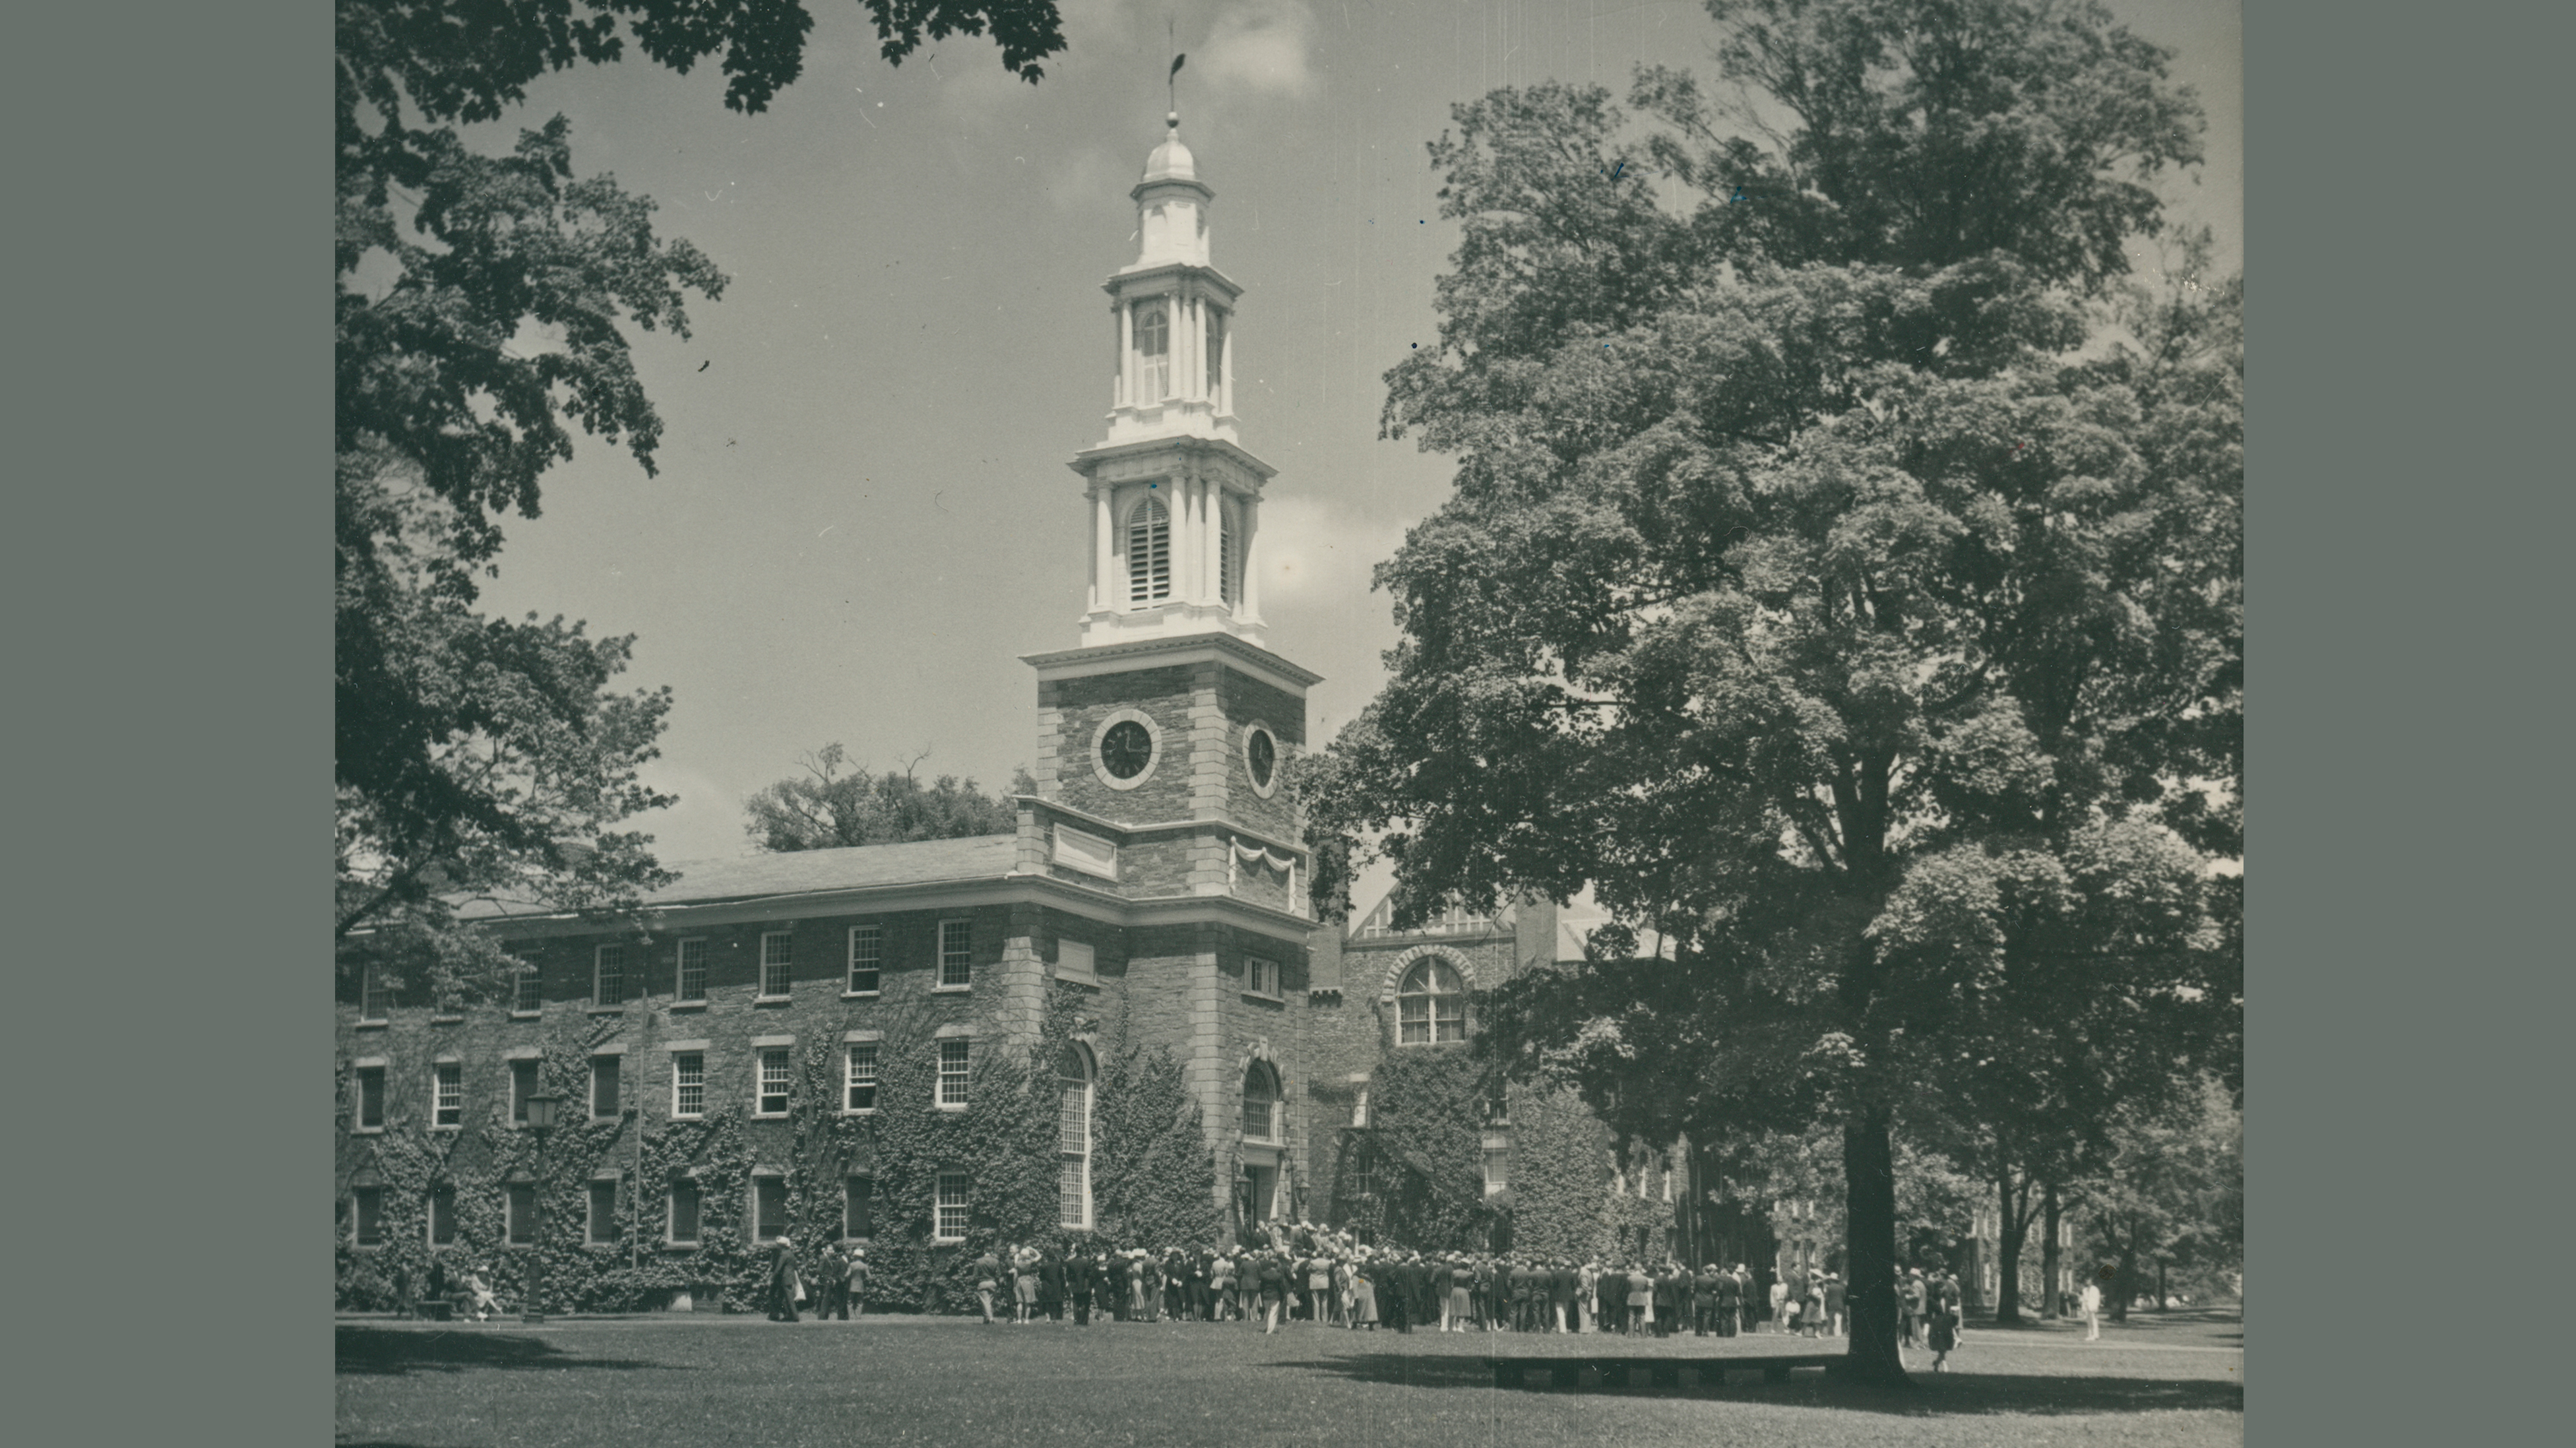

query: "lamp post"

left=522, top=1089, right=565, bottom=1325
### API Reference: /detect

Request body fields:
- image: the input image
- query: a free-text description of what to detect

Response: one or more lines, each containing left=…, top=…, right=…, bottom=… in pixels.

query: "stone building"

left=336, top=115, right=1326, bottom=1299
left=333, top=114, right=1953, bottom=1309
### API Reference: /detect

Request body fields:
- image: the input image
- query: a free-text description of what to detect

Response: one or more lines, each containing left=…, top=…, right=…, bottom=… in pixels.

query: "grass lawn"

left=336, top=1308, right=2242, bottom=1448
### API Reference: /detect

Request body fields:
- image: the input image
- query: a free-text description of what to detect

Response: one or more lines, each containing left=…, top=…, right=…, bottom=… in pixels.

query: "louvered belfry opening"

left=1127, top=494, right=1172, bottom=604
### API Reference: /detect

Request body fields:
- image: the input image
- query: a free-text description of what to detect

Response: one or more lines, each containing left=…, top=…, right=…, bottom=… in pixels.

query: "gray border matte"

left=17, top=1, right=2568, bottom=1444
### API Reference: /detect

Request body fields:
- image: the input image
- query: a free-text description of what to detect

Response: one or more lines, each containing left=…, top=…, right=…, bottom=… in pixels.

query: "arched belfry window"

left=1127, top=495, right=1171, bottom=604
left=1135, top=303, right=1170, bottom=401
left=1241, top=1059, right=1282, bottom=1143
left=1219, top=499, right=1239, bottom=608
left=1397, top=957, right=1468, bottom=1046
left=1205, top=309, right=1226, bottom=397
left=1057, top=1043, right=1093, bottom=1229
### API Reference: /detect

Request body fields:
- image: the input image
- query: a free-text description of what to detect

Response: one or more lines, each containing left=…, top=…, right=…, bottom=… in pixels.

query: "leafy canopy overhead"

left=743, top=745, right=1036, bottom=852
left=1304, top=0, right=2236, bottom=1380
left=334, top=1, right=1070, bottom=995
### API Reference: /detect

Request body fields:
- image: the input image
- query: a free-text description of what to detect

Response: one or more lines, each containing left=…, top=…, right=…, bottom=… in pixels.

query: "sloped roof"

left=458, top=834, right=1022, bottom=920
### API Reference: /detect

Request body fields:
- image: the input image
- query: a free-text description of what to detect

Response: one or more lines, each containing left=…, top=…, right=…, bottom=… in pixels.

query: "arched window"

left=1127, top=495, right=1171, bottom=604
left=1205, top=309, right=1226, bottom=398
left=1397, top=957, right=1467, bottom=1045
left=1135, top=303, right=1170, bottom=401
left=1057, top=1043, right=1092, bottom=1229
left=1241, top=1059, right=1281, bottom=1143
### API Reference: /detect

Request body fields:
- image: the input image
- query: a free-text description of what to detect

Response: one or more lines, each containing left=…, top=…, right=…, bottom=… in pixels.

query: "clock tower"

left=1021, top=111, right=1319, bottom=917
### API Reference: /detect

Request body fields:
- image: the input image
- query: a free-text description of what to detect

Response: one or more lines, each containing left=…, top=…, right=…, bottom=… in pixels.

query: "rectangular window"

left=588, top=1180, right=619, bottom=1245
left=676, top=939, right=708, bottom=1001
left=759, top=931, right=793, bottom=997
left=937, top=919, right=972, bottom=988
left=513, top=962, right=542, bottom=1013
left=844, top=1177, right=874, bottom=1239
left=1399, top=995, right=1429, bottom=1046
left=845, top=1044, right=878, bottom=1112
left=1242, top=1095, right=1273, bottom=1143
left=935, top=1172, right=970, bottom=1242
left=672, top=1052, right=705, bottom=1119
left=510, top=1059, right=538, bottom=1124
left=1484, top=1146, right=1511, bottom=1197
left=353, top=1187, right=383, bottom=1246
left=429, top=1184, right=456, bottom=1245
left=594, top=944, right=627, bottom=1007
left=506, top=1182, right=537, bottom=1245
left=846, top=924, right=882, bottom=993
left=753, top=1176, right=788, bottom=1242
left=432, top=1063, right=462, bottom=1127
left=355, top=1065, right=385, bottom=1129
left=358, top=965, right=388, bottom=1021
left=756, top=1046, right=792, bottom=1116
left=937, top=1039, right=970, bottom=1108
left=668, top=1180, right=701, bottom=1244
left=1247, top=957, right=1279, bottom=998
left=590, top=1055, right=620, bottom=1118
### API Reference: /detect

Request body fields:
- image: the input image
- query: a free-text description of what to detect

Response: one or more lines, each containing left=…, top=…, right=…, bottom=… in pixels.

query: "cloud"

left=1254, top=491, right=1402, bottom=610
left=1201, top=0, right=1321, bottom=98
left=1044, top=145, right=1123, bottom=212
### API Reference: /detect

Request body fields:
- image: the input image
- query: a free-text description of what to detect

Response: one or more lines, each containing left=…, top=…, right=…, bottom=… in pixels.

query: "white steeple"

left=1071, top=111, right=1275, bottom=648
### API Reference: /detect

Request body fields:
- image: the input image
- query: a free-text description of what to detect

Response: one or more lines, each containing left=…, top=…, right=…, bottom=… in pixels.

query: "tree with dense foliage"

left=2076, top=1072, right=2240, bottom=1319
left=334, top=1, right=1069, bottom=995
left=1305, top=0, right=2238, bottom=1383
left=742, top=744, right=1036, bottom=852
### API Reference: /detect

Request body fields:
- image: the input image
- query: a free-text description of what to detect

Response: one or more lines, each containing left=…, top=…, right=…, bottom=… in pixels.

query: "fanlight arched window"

left=1127, top=495, right=1171, bottom=604
left=1057, top=1043, right=1093, bottom=1229
left=1397, top=957, right=1468, bottom=1046
left=1135, top=303, right=1170, bottom=402
left=1241, top=1059, right=1282, bottom=1143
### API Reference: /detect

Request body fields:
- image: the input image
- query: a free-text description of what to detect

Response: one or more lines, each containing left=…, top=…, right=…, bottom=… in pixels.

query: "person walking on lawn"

left=765, top=1238, right=802, bottom=1323
left=2081, top=1274, right=2105, bottom=1341
left=971, top=1248, right=1003, bottom=1325
left=844, top=1246, right=869, bottom=1319
left=1901, top=1268, right=1928, bottom=1347
left=1928, top=1302, right=1961, bottom=1372
left=1824, top=1271, right=1847, bottom=1337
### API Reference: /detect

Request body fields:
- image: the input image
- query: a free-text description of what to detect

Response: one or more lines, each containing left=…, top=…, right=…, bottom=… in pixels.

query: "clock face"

left=1100, top=720, right=1154, bottom=780
left=1246, top=728, right=1277, bottom=790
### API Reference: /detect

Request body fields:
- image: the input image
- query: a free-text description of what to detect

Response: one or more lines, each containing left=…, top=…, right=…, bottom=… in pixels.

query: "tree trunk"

left=2039, top=1184, right=2062, bottom=1320
left=1994, top=1168, right=2028, bottom=1324
left=2156, top=1261, right=2167, bottom=1312
left=1840, top=1107, right=1910, bottom=1384
left=2110, top=1229, right=2137, bottom=1323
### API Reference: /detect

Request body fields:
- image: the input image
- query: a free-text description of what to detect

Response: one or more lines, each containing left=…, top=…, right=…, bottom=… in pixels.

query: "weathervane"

left=1168, top=16, right=1185, bottom=119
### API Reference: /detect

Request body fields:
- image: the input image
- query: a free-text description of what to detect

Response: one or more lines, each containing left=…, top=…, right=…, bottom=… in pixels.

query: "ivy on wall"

left=1089, top=1035, right=1222, bottom=1248
left=1506, top=1085, right=1616, bottom=1260
left=1351, top=1050, right=1498, bottom=1251
left=335, top=988, right=1229, bottom=1315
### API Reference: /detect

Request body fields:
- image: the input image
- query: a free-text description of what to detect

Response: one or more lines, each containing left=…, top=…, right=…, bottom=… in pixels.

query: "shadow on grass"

left=1272, top=1356, right=2242, bottom=1417
left=335, top=1327, right=672, bottom=1377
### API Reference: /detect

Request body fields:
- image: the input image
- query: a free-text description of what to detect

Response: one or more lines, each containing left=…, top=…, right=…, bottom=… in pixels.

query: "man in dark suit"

left=1385, top=1255, right=1414, bottom=1333
left=1550, top=1259, right=1579, bottom=1333
left=1069, top=1250, right=1098, bottom=1325
left=1039, top=1249, right=1068, bottom=1323
left=766, top=1238, right=802, bottom=1322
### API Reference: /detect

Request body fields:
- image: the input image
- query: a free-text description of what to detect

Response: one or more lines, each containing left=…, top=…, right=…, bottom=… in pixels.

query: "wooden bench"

left=1489, top=1353, right=1842, bottom=1390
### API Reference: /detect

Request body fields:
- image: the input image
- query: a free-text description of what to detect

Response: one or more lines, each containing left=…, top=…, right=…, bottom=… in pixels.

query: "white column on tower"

left=1241, top=499, right=1262, bottom=623
left=1092, top=486, right=1114, bottom=612
left=1203, top=474, right=1223, bottom=608
left=1118, top=301, right=1134, bottom=410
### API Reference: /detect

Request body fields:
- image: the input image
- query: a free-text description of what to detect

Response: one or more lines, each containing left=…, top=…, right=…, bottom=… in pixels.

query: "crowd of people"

left=754, top=1220, right=1976, bottom=1366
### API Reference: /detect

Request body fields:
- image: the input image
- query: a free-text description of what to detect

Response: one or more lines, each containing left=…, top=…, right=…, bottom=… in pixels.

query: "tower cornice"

left=1022, top=631, right=1323, bottom=691
left=1106, top=261, right=1243, bottom=295
left=1069, top=433, right=1274, bottom=483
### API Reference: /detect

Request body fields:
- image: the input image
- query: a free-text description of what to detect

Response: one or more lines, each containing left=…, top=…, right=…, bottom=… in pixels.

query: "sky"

left=449, top=0, right=2244, bottom=875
